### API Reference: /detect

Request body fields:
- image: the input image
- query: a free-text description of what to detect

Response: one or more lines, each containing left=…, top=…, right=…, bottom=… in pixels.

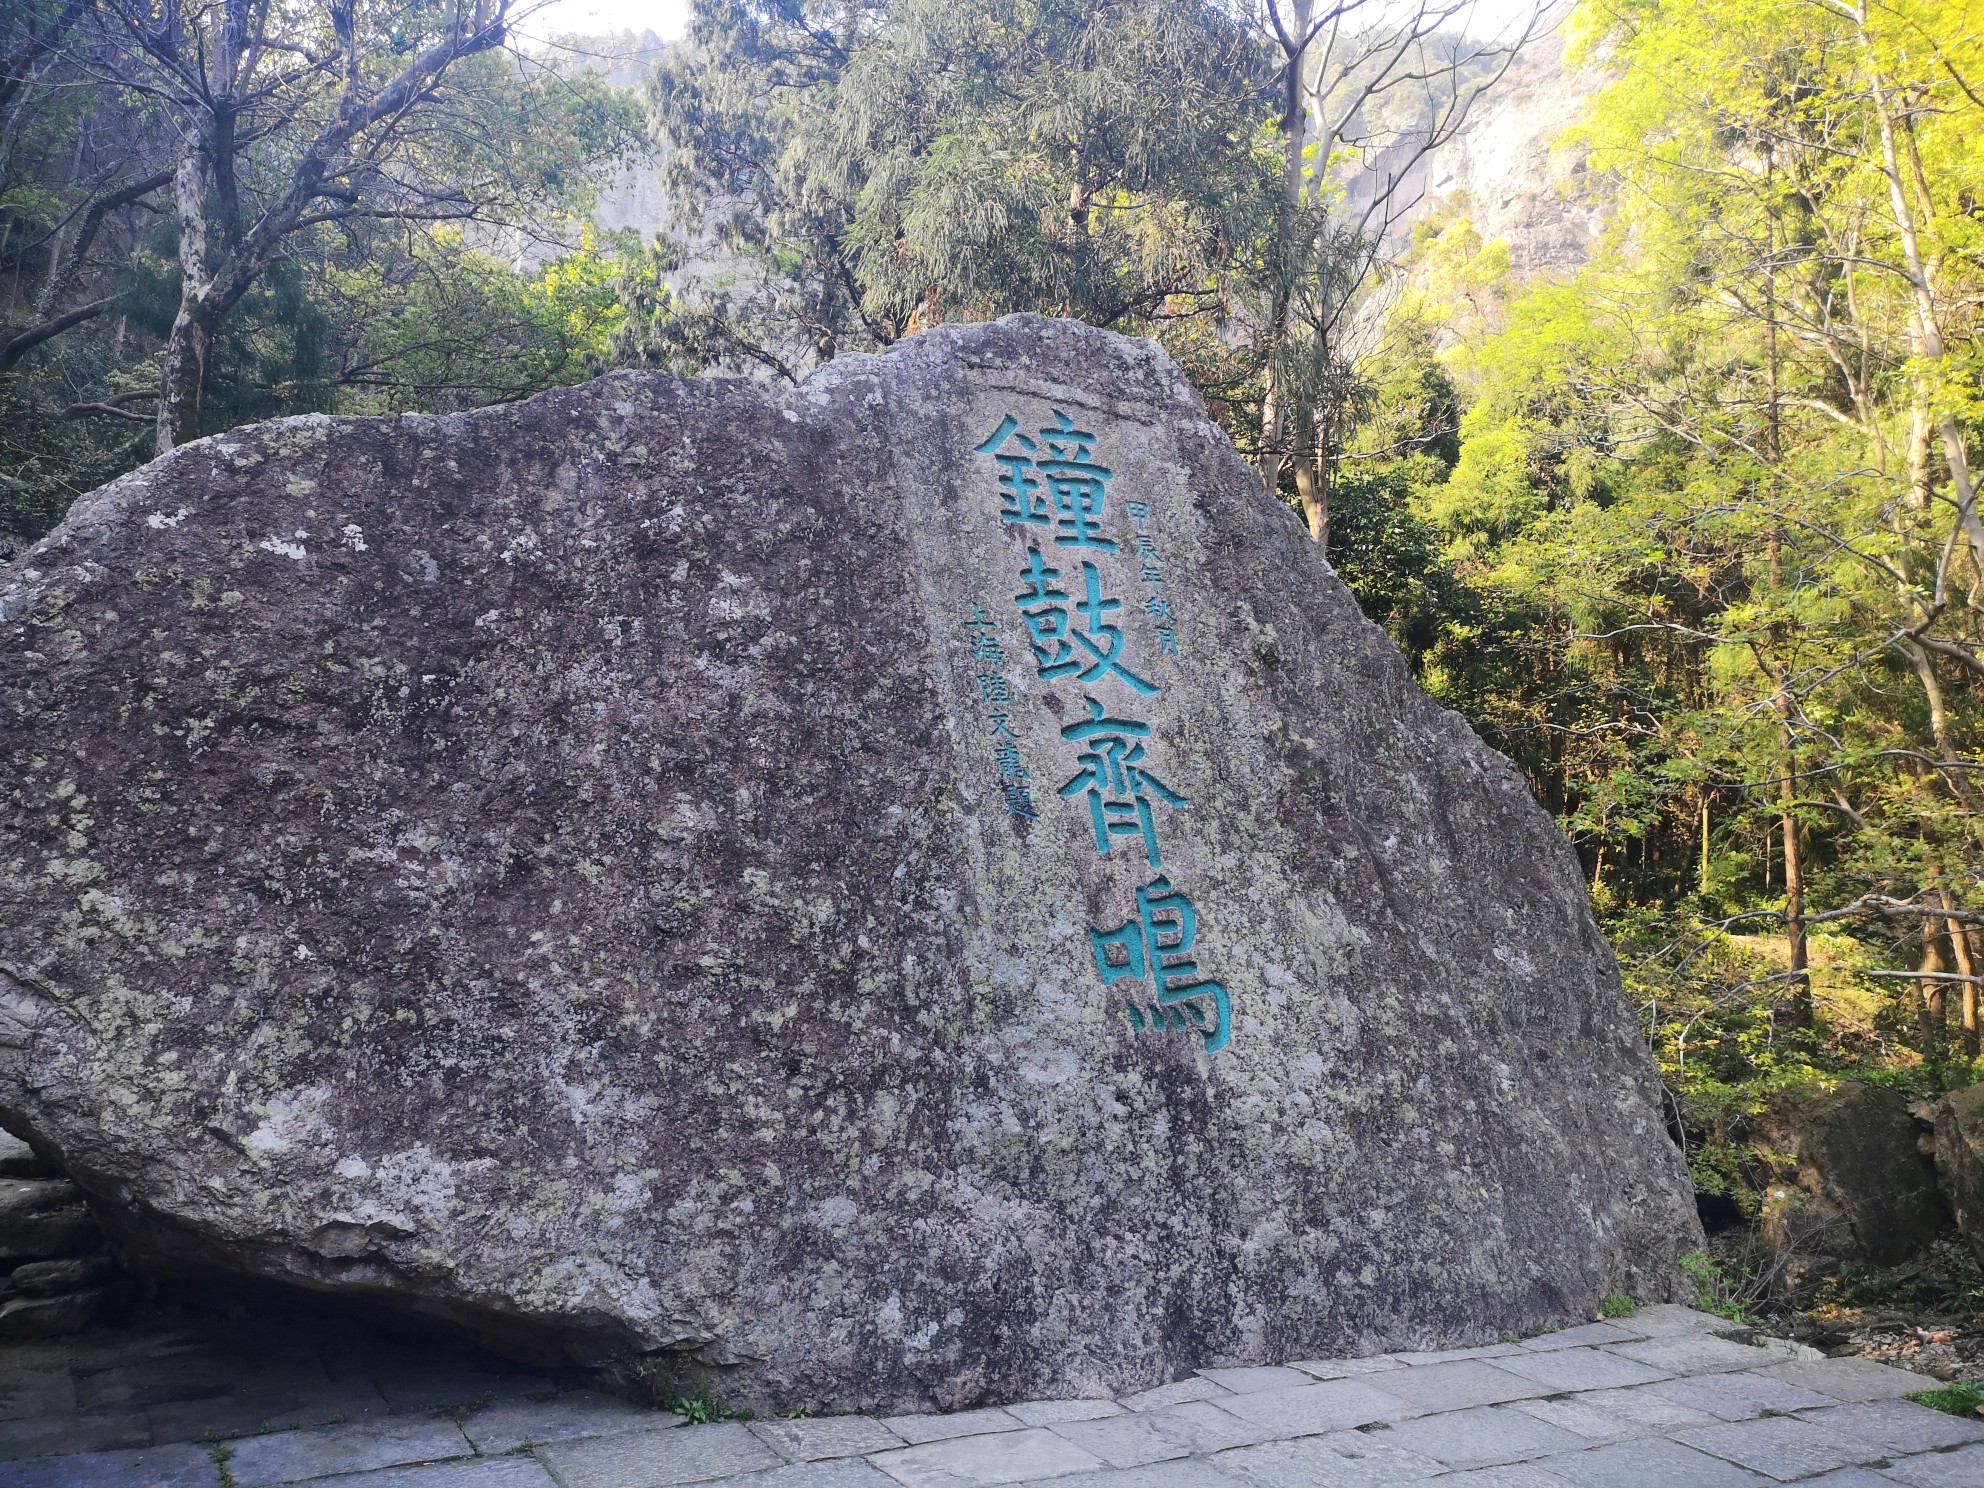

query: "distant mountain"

left=1412, top=25, right=1612, bottom=277
left=540, top=30, right=676, bottom=237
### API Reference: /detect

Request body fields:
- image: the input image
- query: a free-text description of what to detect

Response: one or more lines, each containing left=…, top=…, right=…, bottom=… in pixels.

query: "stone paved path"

left=4, top=1303, right=1979, bottom=1487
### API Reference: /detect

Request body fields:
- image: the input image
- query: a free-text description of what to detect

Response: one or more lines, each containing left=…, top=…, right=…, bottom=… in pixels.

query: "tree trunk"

left=1778, top=743, right=1810, bottom=1026
left=1859, top=7, right=1984, bottom=578
left=1699, top=793, right=1710, bottom=895
left=1943, top=892, right=1979, bottom=1057
left=1919, top=908, right=1950, bottom=1054
left=158, top=142, right=216, bottom=454
left=1764, top=524, right=1810, bottom=1025
left=1256, top=336, right=1286, bottom=494
left=1299, top=461, right=1328, bottom=547
left=1292, top=398, right=1327, bottom=546
left=157, top=310, right=209, bottom=452
left=1257, top=0, right=1313, bottom=511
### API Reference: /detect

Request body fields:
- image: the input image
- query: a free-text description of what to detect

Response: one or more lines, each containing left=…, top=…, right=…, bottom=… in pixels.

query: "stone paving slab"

left=1386, top=1343, right=1528, bottom=1367
left=1197, top=1365, right=1317, bottom=1395
left=3, top=1441, right=219, bottom=1488
left=1879, top=1443, right=1984, bottom=1487
left=1131, top=1398, right=1272, bottom=1455
left=695, top=1462, right=899, bottom=1488
left=1645, top=1370, right=1841, bottom=1421
left=1039, top=1413, right=1188, bottom=1469
left=1004, top=1402, right=1121, bottom=1428
left=1288, top=1356, right=1407, bottom=1381
left=1437, top=1467, right=1571, bottom=1488
left=226, top=1416, right=473, bottom=1486
left=1115, top=1378, right=1230, bottom=1412
left=747, top=1414, right=907, bottom=1461
left=1623, top=1304, right=1733, bottom=1338
left=1359, top=1359, right=1555, bottom=1414
left=1211, top=1377, right=1407, bottom=1435
left=869, top=1425, right=1106, bottom=1486
left=1046, top=1462, right=1249, bottom=1488
left=1802, top=1399, right=1984, bottom=1453
left=1758, top=1357, right=1941, bottom=1403
left=1537, top=1436, right=1774, bottom=1485
left=883, top=1407, right=1025, bottom=1445
left=1607, top=1333, right=1780, bottom=1377
left=302, top=1459, right=557, bottom=1488
left=536, top=1421, right=782, bottom=1488
left=1673, top=1414, right=1892, bottom=1481
left=1513, top=1387, right=1719, bottom=1444
left=1490, top=1346, right=1671, bottom=1393
left=1517, top=1323, right=1644, bottom=1354
left=5, top=1303, right=1976, bottom=1487
left=461, top=1390, right=678, bottom=1454
left=1210, top=1430, right=1448, bottom=1485
left=1374, top=1402, right=1589, bottom=1469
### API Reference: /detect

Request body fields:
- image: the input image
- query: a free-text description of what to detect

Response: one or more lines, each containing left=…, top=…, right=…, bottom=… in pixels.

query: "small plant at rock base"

left=208, top=1442, right=238, bottom=1488
left=436, top=1391, right=497, bottom=1423
left=1599, top=1294, right=1638, bottom=1319
left=668, top=1380, right=728, bottom=1425
left=1679, top=1249, right=1757, bottom=1324
left=1909, top=1381, right=1984, bottom=1418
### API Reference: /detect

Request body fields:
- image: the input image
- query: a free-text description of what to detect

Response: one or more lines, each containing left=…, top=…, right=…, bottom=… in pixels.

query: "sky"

left=516, top=0, right=1557, bottom=49
left=521, top=0, right=694, bottom=44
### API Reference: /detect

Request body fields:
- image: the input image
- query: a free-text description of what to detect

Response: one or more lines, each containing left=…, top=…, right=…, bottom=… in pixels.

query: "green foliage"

left=0, top=6, right=644, bottom=533
left=1598, top=1293, right=1638, bottom=1319
left=1909, top=1381, right=1984, bottom=1418
left=1311, top=0, right=1984, bottom=1201
left=622, top=0, right=1279, bottom=381
left=667, top=1380, right=742, bottom=1424
left=1679, top=1249, right=1758, bottom=1324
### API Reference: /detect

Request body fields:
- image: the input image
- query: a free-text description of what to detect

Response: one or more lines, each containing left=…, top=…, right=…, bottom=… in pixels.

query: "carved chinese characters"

left=974, top=409, right=1231, bottom=1053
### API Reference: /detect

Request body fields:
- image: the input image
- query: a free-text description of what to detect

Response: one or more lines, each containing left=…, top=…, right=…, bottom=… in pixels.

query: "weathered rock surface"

left=0, top=1171, right=113, bottom=1335
left=1755, top=1082, right=1949, bottom=1271
left=0, top=1180, right=100, bottom=1262
left=0, top=1288, right=104, bottom=1339
left=0, top=1130, right=56, bottom=1177
left=1935, top=1084, right=1984, bottom=1267
left=1414, top=28, right=1615, bottom=277
left=0, top=316, right=1698, bottom=1409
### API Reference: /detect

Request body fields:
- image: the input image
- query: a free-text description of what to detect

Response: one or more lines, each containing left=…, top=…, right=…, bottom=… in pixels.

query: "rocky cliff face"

left=0, top=316, right=1698, bottom=1410
left=1416, top=27, right=1612, bottom=276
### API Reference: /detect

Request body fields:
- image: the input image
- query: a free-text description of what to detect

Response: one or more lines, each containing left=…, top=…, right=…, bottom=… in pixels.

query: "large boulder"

left=0, top=316, right=1698, bottom=1409
left=1935, top=1083, right=1984, bottom=1267
left=1754, top=1082, right=1948, bottom=1273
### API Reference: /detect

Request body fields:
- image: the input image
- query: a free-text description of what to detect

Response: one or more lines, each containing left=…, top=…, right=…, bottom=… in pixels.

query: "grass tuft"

left=1909, top=1381, right=1984, bottom=1418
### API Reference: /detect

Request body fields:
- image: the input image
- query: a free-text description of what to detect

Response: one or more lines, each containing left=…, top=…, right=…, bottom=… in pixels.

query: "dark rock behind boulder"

left=1936, top=1084, right=1984, bottom=1268
left=0, top=316, right=1699, bottom=1409
left=1756, top=1081, right=1950, bottom=1275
